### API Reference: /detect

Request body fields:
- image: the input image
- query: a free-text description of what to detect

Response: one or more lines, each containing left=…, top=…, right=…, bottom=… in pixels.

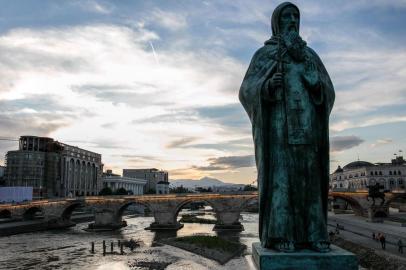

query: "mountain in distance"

left=170, top=176, right=241, bottom=189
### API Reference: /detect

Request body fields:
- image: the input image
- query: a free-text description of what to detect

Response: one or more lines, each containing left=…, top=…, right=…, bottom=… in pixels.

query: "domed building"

left=330, top=156, right=406, bottom=192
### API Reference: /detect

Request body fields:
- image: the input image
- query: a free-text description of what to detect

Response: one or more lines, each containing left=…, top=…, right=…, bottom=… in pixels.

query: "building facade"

left=102, top=170, right=147, bottom=195
left=123, top=168, right=168, bottom=193
left=330, top=156, right=406, bottom=192
left=5, top=136, right=103, bottom=199
left=156, top=181, right=169, bottom=194
left=0, top=165, right=5, bottom=186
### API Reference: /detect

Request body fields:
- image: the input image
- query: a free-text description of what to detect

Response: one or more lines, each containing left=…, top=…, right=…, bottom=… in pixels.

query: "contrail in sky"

left=149, top=41, right=160, bottom=65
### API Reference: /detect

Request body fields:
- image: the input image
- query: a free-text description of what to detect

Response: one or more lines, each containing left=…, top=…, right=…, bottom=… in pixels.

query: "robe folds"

left=239, top=38, right=335, bottom=248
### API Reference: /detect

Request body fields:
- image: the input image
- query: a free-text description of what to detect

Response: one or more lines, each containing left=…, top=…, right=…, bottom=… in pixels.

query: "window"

left=379, top=171, right=382, bottom=175
left=370, top=172, right=373, bottom=176
left=389, top=171, right=392, bottom=175
left=399, top=171, right=402, bottom=175
left=394, top=171, right=397, bottom=175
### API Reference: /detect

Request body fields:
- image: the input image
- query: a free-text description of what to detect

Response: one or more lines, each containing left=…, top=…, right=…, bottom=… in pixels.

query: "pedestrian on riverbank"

left=380, top=234, right=386, bottom=250
left=398, top=239, right=404, bottom=254
left=376, top=233, right=381, bottom=242
left=372, top=232, right=375, bottom=241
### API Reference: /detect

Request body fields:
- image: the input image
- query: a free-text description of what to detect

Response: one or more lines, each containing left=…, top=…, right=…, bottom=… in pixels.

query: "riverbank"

left=0, top=214, right=94, bottom=236
left=332, top=235, right=406, bottom=270
left=159, top=235, right=246, bottom=265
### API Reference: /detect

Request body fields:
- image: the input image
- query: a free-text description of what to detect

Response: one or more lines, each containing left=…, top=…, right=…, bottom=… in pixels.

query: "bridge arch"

left=117, top=200, right=152, bottom=219
left=61, top=202, right=85, bottom=221
left=240, top=196, right=259, bottom=212
left=23, top=206, right=44, bottom=220
left=174, top=199, right=218, bottom=220
left=384, top=193, right=406, bottom=208
left=0, top=209, right=11, bottom=219
left=330, top=194, right=365, bottom=216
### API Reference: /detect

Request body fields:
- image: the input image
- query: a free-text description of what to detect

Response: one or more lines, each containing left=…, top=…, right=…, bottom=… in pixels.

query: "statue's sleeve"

left=239, top=47, right=277, bottom=122
left=307, top=48, right=335, bottom=114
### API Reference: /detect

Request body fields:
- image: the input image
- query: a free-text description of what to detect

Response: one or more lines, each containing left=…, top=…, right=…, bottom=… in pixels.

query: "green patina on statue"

left=239, top=2, right=335, bottom=252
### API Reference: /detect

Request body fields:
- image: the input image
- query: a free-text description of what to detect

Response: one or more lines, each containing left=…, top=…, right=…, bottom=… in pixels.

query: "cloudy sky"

left=0, top=0, right=405, bottom=184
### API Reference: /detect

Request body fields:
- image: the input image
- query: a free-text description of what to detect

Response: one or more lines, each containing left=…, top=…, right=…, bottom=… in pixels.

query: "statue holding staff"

left=239, top=2, right=335, bottom=252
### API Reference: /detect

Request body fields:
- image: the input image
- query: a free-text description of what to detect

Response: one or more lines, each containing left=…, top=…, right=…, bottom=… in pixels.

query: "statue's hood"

left=265, top=2, right=300, bottom=45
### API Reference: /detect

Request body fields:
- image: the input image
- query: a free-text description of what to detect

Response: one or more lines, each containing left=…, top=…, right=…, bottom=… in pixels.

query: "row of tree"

left=98, top=184, right=258, bottom=196
left=99, top=187, right=132, bottom=196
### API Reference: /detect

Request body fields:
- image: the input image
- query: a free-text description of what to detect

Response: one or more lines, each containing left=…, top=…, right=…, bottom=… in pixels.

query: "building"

left=330, top=156, right=406, bottom=192
left=5, top=136, right=103, bottom=199
left=123, top=168, right=168, bottom=193
left=0, top=165, right=5, bottom=186
left=102, top=170, right=147, bottom=195
left=156, top=181, right=169, bottom=194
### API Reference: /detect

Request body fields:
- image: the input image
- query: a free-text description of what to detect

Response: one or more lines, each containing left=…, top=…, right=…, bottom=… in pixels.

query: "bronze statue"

left=366, top=183, right=385, bottom=206
left=239, top=2, right=335, bottom=252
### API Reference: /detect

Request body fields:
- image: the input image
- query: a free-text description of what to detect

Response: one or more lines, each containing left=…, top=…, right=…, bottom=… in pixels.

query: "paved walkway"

left=328, top=213, right=406, bottom=260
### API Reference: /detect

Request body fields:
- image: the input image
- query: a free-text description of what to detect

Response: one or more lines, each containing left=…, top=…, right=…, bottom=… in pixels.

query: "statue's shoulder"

left=250, top=43, right=277, bottom=64
left=305, top=46, right=323, bottom=63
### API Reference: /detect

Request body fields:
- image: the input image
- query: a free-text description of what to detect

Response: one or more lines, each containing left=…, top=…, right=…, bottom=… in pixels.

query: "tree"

left=243, top=184, right=258, bottom=191
left=99, top=187, right=113, bottom=196
left=170, top=185, right=190, bottom=194
left=115, top=187, right=128, bottom=195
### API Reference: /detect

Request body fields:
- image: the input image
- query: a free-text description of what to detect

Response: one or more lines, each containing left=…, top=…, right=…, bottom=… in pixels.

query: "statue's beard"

left=282, top=30, right=306, bottom=62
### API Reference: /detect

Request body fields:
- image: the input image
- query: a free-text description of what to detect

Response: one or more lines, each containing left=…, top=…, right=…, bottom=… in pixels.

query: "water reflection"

left=0, top=212, right=259, bottom=270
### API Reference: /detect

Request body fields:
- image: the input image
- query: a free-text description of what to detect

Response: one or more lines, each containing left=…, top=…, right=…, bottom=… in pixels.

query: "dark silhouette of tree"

left=115, top=187, right=128, bottom=195
left=243, top=185, right=258, bottom=191
left=99, top=187, right=113, bottom=196
left=170, top=185, right=191, bottom=194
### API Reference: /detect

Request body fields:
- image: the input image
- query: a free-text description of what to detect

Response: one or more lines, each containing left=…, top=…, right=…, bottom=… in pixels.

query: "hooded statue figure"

left=239, top=2, right=335, bottom=252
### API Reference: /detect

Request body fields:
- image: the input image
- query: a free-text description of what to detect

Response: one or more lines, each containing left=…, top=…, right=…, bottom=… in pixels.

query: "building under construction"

left=5, top=136, right=103, bottom=199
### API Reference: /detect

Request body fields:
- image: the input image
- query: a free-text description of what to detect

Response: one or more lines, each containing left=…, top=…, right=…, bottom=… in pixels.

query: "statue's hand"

left=269, top=72, right=283, bottom=89
left=262, top=72, right=283, bottom=101
left=302, top=59, right=320, bottom=90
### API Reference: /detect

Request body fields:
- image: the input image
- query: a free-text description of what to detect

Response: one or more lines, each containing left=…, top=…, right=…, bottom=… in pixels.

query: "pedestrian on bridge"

left=398, top=239, right=404, bottom=254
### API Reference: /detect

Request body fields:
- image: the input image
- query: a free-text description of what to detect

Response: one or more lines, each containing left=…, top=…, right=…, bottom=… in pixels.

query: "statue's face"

left=279, top=6, right=299, bottom=35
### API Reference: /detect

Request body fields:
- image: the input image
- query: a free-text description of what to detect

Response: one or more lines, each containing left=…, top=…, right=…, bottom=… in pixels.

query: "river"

left=0, top=210, right=259, bottom=270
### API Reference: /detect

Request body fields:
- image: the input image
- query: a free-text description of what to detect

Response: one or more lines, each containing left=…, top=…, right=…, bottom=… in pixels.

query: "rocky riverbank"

left=332, top=236, right=406, bottom=270
left=159, top=235, right=246, bottom=265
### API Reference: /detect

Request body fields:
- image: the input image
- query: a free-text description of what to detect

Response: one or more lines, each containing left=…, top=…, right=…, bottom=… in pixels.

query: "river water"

left=0, top=210, right=259, bottom=270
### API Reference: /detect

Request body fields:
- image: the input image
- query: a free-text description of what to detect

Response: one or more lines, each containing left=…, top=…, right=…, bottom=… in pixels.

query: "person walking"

left=380, top=234, right=386, bottom=250
left=372, top=232, right=375, bottom=241
left=398, top=239, right=404, bottom=254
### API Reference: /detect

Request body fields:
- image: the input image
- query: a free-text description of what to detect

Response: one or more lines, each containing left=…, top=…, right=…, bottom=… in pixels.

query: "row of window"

left=333, top=170, right=403, bottom=180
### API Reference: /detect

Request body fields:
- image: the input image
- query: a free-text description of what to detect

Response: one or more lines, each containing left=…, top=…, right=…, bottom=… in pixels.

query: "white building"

left=156, top=181, right=169, bottom=194
left=123, top=168, right=168, bottom=193
left=330, top=156, right=406, bottom=192
left=103, top=170, right=147, bottom=195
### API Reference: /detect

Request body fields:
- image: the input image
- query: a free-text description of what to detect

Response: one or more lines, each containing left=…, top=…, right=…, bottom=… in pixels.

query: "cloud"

left=166, top=137, right=198, bottom=148
left=370, top=138, right=393, bottom=148
left=0, top=95, right=82, bottom=138
left=192, top=155, right=255, bottom=172
left=149, top=9, right=187, bottom=31
left=330, top=135, right=364, bottom=152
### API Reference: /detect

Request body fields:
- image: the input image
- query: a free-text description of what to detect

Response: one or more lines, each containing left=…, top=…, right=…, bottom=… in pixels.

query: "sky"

left=0, top=0, right=405, bottom=184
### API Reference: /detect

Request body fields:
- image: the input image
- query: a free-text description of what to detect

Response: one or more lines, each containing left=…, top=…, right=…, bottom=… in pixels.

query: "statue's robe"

left=239, top=38, right=335, bottom=248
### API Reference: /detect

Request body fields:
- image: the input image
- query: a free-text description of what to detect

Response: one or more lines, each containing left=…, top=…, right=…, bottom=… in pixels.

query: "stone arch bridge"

left=0, top=193, right=258, bottom=232
left=329, top=191, right=406, bottom=219
left=1, top=191, right=404, bottom=233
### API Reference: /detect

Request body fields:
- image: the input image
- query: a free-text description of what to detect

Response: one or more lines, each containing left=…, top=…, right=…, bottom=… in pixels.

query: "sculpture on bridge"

left=239, top=2, right=334, bottom=252
left=366, top=183, right=385, bottom=206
